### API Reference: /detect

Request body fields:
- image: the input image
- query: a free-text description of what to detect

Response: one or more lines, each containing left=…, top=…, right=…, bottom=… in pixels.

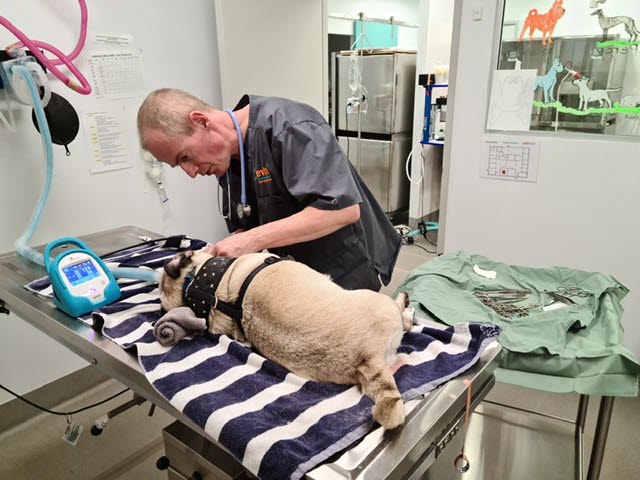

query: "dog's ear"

left=163, top=251, right=194, bottom=279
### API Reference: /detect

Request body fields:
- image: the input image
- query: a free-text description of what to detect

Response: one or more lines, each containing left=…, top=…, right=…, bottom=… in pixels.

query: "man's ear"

left=163, top=251, right=194, bottom=279
left=188, top=111, right=209, bottom=129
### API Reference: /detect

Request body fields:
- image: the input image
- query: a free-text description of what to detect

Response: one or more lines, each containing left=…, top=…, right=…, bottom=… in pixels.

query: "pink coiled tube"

left=7, top=0, right=88, bottom=66
left=0, top=0, right=91, bottom=95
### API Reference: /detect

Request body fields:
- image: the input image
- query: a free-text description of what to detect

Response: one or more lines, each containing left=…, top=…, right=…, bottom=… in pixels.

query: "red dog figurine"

left=519, top=0, right=566, bottom=46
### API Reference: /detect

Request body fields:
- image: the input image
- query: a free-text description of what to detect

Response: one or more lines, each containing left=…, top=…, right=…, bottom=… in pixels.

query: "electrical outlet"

left=472, top=5, right=483, bottom=21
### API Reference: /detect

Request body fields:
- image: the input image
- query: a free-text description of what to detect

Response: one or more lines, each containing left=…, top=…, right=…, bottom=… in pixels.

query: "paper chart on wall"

left=487, top=70, right=537, bottom=132
left=88, top=49, right=146, bottom=100
left=83, top=108, right=132, bottom=174
left=479, top=137, right=539, bottom=183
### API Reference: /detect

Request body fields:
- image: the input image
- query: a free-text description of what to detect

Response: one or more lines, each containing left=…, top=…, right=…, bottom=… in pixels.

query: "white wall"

left=327, top=0, right=420, bottom=49
left=216, top=0, right=327, bottom=116
left=441, top=0, right=640, bottom=357
left=409, top=0, right=455, bottom=223
left=0, top=0, right=228, bottom=404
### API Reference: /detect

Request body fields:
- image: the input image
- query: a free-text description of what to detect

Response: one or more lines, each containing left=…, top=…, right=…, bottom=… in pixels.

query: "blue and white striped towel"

left=27, top=236, right=500, bottom=480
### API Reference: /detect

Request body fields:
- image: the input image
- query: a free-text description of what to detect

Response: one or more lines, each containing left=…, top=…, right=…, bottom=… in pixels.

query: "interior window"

left=493, top=0, right=640, bottom=136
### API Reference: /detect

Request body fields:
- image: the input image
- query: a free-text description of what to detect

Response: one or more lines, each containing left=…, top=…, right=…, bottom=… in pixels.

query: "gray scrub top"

left=220, top=95, right=401, bottom=291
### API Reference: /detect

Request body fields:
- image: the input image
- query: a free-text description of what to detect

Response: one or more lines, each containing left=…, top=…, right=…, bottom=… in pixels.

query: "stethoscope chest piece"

left=237, top=203, right=252, bottom=219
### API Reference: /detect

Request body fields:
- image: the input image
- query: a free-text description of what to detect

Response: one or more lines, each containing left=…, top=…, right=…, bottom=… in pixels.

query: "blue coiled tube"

left=110, top=267, right=161, bottom=283
left=13, top=65, right=160, bottom=284
left=13, top=65, right=53, bottom=267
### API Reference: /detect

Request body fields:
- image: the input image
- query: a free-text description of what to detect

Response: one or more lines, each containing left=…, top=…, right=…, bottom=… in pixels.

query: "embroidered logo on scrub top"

left=256, top=167, right=272, bottom=184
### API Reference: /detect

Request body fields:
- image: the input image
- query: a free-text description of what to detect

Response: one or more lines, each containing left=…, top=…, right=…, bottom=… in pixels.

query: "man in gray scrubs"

left=137, top=89, right=401, bottom=291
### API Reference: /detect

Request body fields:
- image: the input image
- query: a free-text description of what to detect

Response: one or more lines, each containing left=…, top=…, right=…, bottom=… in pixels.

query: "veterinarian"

left=137, top=89, right=401, bottom=291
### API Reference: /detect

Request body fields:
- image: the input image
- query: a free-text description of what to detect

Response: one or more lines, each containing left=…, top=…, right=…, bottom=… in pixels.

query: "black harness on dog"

left=182, top=255, right=293, bottom=334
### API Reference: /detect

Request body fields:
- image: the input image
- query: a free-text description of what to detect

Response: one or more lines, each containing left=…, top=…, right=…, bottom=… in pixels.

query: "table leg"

left=575, top=395, right=589, bottom=480
left=586, top=396, right=615, bottom=480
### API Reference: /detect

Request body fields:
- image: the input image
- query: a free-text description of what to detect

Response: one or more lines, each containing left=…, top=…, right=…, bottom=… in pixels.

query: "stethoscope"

left=217, top=109, right=251, bottom=220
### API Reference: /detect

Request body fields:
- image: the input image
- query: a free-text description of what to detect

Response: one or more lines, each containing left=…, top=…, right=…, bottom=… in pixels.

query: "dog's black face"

left=163, top=250, right=194, bottom=279
left=159, top=251, right=196, bottom=312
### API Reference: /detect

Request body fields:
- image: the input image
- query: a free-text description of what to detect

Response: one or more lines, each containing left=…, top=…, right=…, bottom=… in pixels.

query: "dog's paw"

left=373, top=396, right=406, bottom=430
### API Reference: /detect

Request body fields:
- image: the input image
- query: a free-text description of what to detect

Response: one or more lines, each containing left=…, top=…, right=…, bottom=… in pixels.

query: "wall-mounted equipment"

left=419, top=74, right=448, bottom=146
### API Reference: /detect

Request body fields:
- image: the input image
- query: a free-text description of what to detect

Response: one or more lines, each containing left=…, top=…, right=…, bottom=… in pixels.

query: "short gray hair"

left=137, top=88, right=212, bottom=149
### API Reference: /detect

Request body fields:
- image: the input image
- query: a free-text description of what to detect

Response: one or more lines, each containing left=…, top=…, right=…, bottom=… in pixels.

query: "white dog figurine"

left=572, top=76, right=621, bottom=109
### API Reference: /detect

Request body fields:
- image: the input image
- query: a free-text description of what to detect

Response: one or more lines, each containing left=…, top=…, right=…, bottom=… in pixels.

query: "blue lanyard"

left=224, top=109, right=247, bottom=207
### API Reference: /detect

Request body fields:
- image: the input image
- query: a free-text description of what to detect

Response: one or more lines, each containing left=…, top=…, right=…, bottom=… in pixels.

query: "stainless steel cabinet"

left=338, top=134, right=411, bottom=214
left=337, top=51, right=416, bottom=134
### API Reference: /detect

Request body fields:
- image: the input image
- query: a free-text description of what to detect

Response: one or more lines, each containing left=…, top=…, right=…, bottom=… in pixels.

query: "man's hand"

left=203, top=231, right=260, bottom=257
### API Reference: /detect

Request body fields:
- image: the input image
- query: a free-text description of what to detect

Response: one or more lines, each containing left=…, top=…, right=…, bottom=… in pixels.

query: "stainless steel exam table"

left=0, top=226, right=501, bottom=479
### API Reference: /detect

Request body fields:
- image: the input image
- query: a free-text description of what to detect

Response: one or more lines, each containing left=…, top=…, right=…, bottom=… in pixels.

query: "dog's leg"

left=395, top=292, right=413, bottom=331
left=357, top=358, right=405, bottom=430
left=548, top=25, right=557, bottom=45
left=519, top=23, right=528, bottom=42
left=529, top=26, right=535, bottom=42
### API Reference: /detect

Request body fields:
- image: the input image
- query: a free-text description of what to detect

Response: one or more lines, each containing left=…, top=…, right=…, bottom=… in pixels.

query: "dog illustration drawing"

left=534, top=57, right=565, bottom=104
left=572, top=76, right=621, bottom=109
left=519, top=0, right=566, bottom=46
left=592, top=9, right=640, bottom=42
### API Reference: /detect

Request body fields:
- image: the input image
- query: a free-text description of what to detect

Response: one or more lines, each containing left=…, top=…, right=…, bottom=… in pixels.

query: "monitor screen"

left=62, top=259, right=101, bottom=287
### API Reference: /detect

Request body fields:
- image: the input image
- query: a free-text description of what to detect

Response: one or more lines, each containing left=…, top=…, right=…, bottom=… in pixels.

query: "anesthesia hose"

left=13, top=66, right=160, bottom=283
left=13, top=65, right=52, bottom=267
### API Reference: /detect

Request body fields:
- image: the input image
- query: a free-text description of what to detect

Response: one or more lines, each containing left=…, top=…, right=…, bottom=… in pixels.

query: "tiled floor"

left=1, top=239, right=638, bottom=479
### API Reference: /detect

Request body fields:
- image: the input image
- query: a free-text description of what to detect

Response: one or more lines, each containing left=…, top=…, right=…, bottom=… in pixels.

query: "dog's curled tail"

left=527, top=8, right=539, bottom=17
left=357, top=358, right=406, bottom=430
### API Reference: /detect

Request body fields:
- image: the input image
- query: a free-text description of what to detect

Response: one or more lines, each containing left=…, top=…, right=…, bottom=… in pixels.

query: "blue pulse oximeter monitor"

left=45, top=237, right=121, bottom=317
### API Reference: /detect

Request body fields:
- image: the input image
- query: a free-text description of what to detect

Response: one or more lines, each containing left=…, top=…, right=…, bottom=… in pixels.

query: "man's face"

left=144, top=115, right=230, bottom=178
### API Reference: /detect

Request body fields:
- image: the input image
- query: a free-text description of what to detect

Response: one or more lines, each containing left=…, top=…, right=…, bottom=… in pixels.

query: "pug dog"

left=160, top=250, right=413, bottom=430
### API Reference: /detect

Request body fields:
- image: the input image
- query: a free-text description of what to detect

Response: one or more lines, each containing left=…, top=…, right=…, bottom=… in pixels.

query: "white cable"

left=405, top=140, right=424, bottom=184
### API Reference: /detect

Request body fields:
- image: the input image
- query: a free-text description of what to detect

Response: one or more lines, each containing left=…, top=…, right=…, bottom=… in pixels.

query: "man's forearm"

left=251, top=205, right=360, bottom=250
